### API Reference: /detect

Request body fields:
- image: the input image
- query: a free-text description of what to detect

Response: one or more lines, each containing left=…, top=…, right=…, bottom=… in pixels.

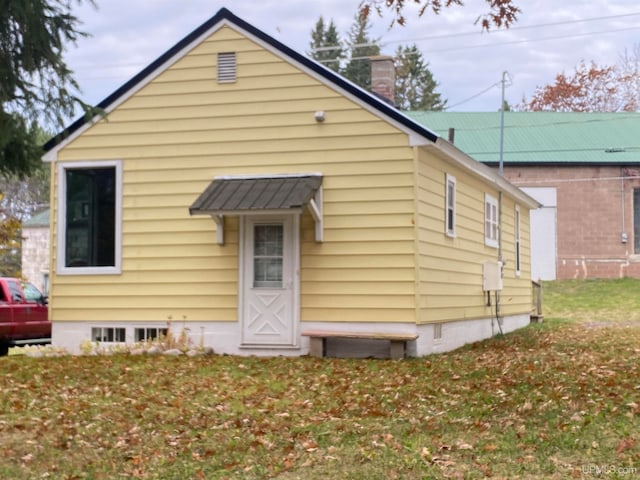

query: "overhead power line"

left=309, top=12, right=640, bottom=53
left=445, top=82, right=501, bottom=110
left=383, top=11, right=640, bottom=47
left=430, top=25, right=640, bottom=55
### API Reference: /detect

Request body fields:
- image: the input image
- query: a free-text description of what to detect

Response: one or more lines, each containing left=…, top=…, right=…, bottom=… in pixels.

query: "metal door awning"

left=189, top=173, right=323, bottom=244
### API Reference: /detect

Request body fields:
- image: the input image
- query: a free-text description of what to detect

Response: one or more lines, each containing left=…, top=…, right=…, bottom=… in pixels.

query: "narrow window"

left=515, top=205, right=521, bottom=276
left=445, top=174, right=456, bottom=237
left=91, top=327, right=125, bottom=343
left=217, top=52, right=236, bottom=83
left=485, top=194, right=499, bottom=248
left=253, top=224, right=283, bottom=288
left=57, top=161, right=122, bottom=275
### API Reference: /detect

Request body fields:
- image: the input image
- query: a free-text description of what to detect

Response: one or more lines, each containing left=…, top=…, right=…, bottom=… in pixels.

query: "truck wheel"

left=0, top=344, right=8, bottom=357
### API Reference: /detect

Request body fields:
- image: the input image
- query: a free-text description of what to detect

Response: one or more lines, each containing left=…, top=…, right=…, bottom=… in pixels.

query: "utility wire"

left=309, top=12, right=640, bottom=53
left=445, top=82, right=501, bottom=110
left=430, top=25, right=640, bottom=55
left=313, top=24, right=640, bottom=64
left=384, top=11, right=640, bottom=46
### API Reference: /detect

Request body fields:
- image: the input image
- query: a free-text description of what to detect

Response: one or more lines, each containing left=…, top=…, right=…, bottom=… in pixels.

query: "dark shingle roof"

left=190, top=175, right=322, bottom=215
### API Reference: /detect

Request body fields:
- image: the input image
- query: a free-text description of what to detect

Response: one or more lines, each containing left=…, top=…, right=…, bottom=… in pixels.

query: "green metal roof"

left=22, top=209, right=50, bottom=228
left=403, top=112, right=640, bottom=165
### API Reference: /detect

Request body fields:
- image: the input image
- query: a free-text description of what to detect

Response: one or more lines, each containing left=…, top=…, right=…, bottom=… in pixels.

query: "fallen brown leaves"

left=0, top=319, right=638, bottom=479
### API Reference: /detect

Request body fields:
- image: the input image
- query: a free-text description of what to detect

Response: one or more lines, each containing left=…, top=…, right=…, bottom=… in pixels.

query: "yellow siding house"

left=42, top=8, right=539, bottom=357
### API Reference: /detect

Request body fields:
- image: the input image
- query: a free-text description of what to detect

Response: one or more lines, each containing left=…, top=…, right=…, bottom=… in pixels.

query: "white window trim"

left=515, top=205, right=521, bottom=277
left=56, top=160, right=123, bottom=275
left=485, top=193, right=499, bottom=248
left=445, top=174, right=456, bottom=237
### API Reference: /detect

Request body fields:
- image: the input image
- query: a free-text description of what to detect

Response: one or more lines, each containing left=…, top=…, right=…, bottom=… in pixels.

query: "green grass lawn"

left=1, top=279, right=639, bottom=479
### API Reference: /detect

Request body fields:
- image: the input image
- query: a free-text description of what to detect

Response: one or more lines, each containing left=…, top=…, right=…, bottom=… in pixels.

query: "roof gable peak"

left=43, top=7, right=437, bottom=157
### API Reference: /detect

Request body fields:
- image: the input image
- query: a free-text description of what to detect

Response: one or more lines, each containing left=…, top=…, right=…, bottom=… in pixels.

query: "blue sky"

left=64, top=0, right=640, bottom=113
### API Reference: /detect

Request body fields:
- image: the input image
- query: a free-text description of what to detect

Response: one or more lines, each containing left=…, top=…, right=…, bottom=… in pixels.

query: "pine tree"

left=343, top=14, right=381, bottom=90
left=1, top=0, right=95, bottom=177
left=394, top=44, right=446, bottom=110
left=308, top=17, right=345, bottom=73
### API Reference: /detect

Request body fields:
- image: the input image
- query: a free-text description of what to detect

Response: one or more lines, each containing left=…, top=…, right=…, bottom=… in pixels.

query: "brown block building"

left=406, top=112, right=640, bottom=280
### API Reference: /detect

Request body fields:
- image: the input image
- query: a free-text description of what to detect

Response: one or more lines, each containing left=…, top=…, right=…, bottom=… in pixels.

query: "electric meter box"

left=483, top=260, right=503, bottom=291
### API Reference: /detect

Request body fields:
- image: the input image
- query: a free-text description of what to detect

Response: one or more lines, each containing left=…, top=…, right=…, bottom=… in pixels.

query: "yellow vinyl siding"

left=104, top=97, right=365, bottom=123
left=50, top=26, right=418, bottom=325
left=59, top=136, right=407, bottom=162
left=414, top=148, right=532, bottom=324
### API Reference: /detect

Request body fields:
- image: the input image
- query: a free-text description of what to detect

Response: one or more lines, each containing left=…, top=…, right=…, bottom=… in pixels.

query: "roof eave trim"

left=482, top=160, right=640, bottom=167
left=214, top=172, right=323, bottom=180
left=44, top=12, right=239, bottom=160
left=190, top=207, right=305, bottom=217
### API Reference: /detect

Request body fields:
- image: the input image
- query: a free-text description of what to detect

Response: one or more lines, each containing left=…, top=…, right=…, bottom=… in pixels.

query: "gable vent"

left=217, top=52, right=236, bottom=83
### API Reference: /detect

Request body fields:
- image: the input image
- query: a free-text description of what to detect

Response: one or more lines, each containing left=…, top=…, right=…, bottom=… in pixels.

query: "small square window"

left=92, top=327, right=125, bottom=343
left=135, top=328, right=168, bottom=342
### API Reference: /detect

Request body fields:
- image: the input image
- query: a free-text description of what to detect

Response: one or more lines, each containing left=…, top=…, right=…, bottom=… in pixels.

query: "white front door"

left=241, top=215, right=298, bottom=347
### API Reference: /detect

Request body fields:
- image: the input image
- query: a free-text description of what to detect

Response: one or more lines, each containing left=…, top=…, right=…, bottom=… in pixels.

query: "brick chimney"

left=370, top=55, right=396, bottom=105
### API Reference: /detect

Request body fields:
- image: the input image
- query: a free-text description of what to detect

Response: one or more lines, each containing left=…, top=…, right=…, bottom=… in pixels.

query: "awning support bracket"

left=308, top=186, right=323, bottom=243
left=212, top=214, right=224, bottom=245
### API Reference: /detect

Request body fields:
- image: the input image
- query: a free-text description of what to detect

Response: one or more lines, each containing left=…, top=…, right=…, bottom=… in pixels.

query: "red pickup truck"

left=0, top=277, right=51, bottom=356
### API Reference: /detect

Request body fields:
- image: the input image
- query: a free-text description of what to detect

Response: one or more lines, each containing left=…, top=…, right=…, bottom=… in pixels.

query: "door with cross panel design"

left=241, top=216, right=297, bottom=346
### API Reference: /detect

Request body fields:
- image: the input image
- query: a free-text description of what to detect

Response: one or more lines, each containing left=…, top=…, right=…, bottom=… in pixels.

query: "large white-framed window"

left=445, top=174, right=456, bottom=237
left=515, top=205, right=521, bottom=276
left=485, top=194, right=499, bottom=248
left=57, top=160, right=122, bottom=275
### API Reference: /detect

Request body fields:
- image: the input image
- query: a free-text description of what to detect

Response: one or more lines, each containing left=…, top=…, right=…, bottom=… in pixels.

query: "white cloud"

left=63, top=0, right=640, bottom=112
